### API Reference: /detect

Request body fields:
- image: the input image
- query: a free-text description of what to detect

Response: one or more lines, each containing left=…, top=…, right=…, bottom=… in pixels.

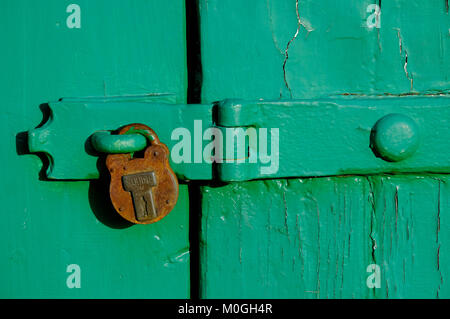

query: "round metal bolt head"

left=370, top=113, right=420, bottom=162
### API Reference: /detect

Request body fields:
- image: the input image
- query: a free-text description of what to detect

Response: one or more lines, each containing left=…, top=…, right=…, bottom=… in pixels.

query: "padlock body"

left=106, top=126, right=179, bottom=225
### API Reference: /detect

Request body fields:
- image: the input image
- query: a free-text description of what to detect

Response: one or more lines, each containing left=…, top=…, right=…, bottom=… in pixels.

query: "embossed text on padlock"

left=122, top=171, right=157, bottom=222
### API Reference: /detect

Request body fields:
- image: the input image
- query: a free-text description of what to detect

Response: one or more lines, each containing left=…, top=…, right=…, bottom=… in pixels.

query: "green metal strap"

left=27, top=95, right=450, bottom=181
left=28, top=95, right=213, bottom=180
left=215, top=96, right=450, bottom=181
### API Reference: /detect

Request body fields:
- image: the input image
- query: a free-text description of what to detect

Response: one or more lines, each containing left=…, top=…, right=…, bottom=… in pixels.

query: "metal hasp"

left=28, top=95, right=450, bottom=181
left=28, top=95, right=213, bottom=180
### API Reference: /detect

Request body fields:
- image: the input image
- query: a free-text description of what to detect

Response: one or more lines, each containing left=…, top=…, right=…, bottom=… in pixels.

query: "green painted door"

left=2, top=0, right=449, bottom=300
left=1, top=0, right=189, bottom=298
left=198, top=0, right=450, bottom=298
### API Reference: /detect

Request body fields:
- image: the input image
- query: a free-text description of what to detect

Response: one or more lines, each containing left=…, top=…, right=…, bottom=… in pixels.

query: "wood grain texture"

left=201, top=178, right=373, bottom=298
left=368, top=175, right=450, bottom=298
left=200, top=0, right=450, bottom=103
left=199, top=0, right=450, bottom=298
left=200, top=176, right=449, bottom=298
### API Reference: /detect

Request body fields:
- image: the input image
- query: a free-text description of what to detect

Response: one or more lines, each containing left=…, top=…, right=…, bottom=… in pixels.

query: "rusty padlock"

left=106, top=124, right=179, bottom=224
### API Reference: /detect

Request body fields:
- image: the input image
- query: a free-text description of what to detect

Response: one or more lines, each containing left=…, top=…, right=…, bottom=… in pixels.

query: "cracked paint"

left=198, top=0, right=450, bottom=299
left=282, top=0, right=314, bottom=97
left=366, top=177, right=378, bottom=265
left=395, top=28, right=414, bottom=91
left=436, top=180, right=442, bottom=298
left=283, top=0, right=302, bottom=97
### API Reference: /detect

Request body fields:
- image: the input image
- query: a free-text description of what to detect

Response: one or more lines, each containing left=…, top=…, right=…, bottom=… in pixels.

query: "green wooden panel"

left=200, top=0, right=450, bottom=103
left=368, top=175, right=450, bottom=298
left=28, top=99, right=213, bottom=180
left=0, top=0, right=189, bottom=298
left=200, top=176, right=449, bottom=298
left=200, top=178, right=374, bottom=298
left=199, top=0, right=450, bottom=298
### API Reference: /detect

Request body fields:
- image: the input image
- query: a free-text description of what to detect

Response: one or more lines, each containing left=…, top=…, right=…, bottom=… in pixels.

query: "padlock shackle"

left=91, top=131, right=148, bottom=154
left=91, top=124, right=161, bottom=154
left=120, top=124, right=160, bottom=146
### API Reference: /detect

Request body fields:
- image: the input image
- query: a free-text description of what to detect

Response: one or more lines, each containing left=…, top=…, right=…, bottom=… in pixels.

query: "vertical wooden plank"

left=201, top=176, right=450, bottom=298
left=0, top=0, right=189, bottom=298
left=201, top=178, right=375, bottom=298
left=199, top=0, right=450, bottom=103
left=369, top=176, right=450, bottom=298
left=199, top=0, right=450, bottom=298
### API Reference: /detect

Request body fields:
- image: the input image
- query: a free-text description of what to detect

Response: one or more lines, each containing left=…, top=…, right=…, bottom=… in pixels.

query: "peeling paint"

left=395, top=28, right=414, bottom=91
left=282, top=1, right=314, bottom=97
left=437, top=180, right=442, bottom=297
left=283, top=0, right=302, bottom=97
left=366, top=177, right=377, bottom=265
left=165, top=248, right=190, bottom=267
